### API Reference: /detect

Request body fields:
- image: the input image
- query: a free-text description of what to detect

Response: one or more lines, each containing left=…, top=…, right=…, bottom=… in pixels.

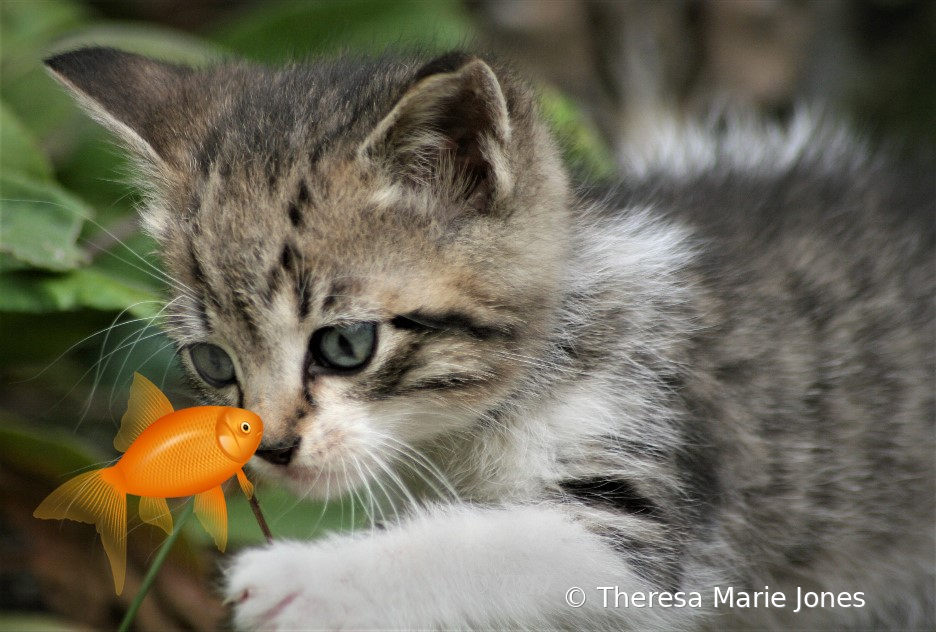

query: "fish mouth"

left=217, top=409, right=264, bottom=461
left=217, top=414, right=253, bottom=461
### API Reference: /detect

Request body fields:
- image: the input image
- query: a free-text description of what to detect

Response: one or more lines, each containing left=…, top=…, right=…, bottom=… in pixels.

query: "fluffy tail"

left=34, top=467, right=127, bottom=594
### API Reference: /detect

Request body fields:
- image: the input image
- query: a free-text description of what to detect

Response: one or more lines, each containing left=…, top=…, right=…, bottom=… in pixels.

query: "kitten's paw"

left=225, top=541, right=375, bottom=631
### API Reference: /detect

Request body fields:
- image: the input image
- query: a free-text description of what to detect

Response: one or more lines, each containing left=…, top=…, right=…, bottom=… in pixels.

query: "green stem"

left=118, top=499, right=195, bottom=632
left=248, top=492, right=273, bottom=544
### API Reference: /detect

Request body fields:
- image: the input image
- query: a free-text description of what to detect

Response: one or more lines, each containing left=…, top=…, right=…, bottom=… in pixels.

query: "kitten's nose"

left=255, top=440, right=299, bottom=466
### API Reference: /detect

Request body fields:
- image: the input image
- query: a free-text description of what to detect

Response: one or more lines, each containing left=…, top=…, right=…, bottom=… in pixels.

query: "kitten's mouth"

left=251, top=446, right=377, bottom=501
left=255, top=442, right=299, bottom=466
left=286, top=462, right=373, bottom=500
left=249, top=412, right=399, bottom=501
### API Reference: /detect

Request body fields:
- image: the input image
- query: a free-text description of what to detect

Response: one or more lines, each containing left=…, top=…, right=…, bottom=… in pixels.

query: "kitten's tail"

left=34, top=467, right=128, bottom=594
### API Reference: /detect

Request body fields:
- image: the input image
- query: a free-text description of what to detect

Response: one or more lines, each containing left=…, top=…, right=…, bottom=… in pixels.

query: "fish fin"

left=114, top=372, right=174, bottom=453
left=236, top=468, right=254, bottom=499
left=194, top=486, right=228, bottom=552
left=139, top=496, right=173, bottom=535
left=34, top=467, right=127, bottom=595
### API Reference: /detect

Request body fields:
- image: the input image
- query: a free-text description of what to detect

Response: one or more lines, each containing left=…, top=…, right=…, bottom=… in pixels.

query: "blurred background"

left=1, top=0, right=933, bottom=629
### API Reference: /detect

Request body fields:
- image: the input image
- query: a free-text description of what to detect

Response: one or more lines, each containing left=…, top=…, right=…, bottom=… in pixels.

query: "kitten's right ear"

left=44, top=47, right=193, bottom=168
left=359, top=53, right=513, bottom=214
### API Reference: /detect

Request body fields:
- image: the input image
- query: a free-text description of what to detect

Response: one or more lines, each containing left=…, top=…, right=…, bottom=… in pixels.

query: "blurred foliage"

left=0, top=0, right=610, bottom=628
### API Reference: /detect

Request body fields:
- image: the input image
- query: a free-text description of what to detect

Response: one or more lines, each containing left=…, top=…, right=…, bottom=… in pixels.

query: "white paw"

left=225, top=540, right=387, bottom=631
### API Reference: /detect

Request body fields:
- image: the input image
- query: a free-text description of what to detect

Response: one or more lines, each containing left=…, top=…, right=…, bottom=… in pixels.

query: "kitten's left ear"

left=360, top=53, right=513, bottom=213
left=44, top=47, right=196, bottom=169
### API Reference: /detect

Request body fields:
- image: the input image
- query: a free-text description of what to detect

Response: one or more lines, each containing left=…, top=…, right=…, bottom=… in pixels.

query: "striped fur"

left=46, top=47, right=934, bottom=630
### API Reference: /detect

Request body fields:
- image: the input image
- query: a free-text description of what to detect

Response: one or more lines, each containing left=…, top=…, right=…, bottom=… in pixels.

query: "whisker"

left=86, top=296, right=181, bottom=408
left=12, top=301, right=168, bottom=384
left=28, top=324, right=182, bottom=428
left=348, top=458, right=377, bottom=529
left=75, top=215, right=197, bottom=299
left=364, top=445, right=421, bottom=512
left=365, top=430, right=459, bottom=504
left=74, top=333, right=182, bottom=430
left=102, top=299, right=185, bottom=411
left=80, top=237, right=197, bottom=302
left=0, top=195, right=195, bottom=300
left=354, top=448, right=397, bottom=526
left=360, top=456, right=404, bottom=520
left=338, top=458, right=355, bottom=529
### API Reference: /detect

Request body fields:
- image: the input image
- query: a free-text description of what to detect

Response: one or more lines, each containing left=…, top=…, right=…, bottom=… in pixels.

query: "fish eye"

left=240, top=421, right=251, bottom=433
left=189, top=343, right=236, bottom=388
left=309, top=322, right=377, bottom=373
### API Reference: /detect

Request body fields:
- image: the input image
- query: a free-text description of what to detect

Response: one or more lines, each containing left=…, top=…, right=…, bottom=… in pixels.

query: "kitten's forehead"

left=189, top=59, right=411, bottom=173
left=188, top=158, right=431, bottom=272
left=171, top=161, right=483, bottom=331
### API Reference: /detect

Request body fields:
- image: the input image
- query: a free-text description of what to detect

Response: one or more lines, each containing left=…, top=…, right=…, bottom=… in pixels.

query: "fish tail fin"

left=34, top=467, right=128, bottom=594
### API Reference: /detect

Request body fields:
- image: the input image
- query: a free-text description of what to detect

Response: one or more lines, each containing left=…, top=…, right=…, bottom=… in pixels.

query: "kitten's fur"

left=46, top=48, right=934, bottom=630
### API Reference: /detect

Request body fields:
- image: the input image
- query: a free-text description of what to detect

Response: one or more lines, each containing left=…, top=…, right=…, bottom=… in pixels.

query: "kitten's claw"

left=222, top=587, right=249, bottom=606
left=224, top=541, right=376, bottom=631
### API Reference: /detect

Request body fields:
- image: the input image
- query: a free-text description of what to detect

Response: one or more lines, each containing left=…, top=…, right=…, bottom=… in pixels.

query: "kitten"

left=45, top=47, right=934, bottom=630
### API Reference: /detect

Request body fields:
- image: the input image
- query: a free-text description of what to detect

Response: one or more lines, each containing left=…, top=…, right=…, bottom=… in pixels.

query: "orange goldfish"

left=34, top=372, right=263, bottom=594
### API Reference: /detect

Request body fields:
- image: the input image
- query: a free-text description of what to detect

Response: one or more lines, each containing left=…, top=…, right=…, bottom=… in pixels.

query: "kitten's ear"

left=360, top=53, right=512, bottom=212
left=44, top=47, right=193, bottom=168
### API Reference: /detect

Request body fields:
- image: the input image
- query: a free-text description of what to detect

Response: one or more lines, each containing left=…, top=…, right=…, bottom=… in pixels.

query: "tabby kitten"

left=45, top=47, right=933, bottom=630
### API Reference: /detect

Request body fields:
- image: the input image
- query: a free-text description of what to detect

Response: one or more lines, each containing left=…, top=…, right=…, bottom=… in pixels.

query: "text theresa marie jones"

left=595, top=586, right=866, bottom=612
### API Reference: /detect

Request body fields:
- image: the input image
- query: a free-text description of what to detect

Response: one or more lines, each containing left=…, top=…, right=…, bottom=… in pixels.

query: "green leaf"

left=0, top=101, right=53, bottom=181
left=0, top=0, right=89, bottom=137
left=213, top=0, right=471, bottom=60
left=0, top=266, right=161, bottom=318
left=539, top=87, right=615, bottom=181
left=0, top=172, right=91, bottom=270
left=0, top=251, right=30, bottom=272
left=0, top=415, right=104, bottom=483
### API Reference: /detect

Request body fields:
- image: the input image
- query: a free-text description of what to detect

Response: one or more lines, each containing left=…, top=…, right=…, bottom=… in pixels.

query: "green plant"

left=0, top=1, right=610, bottom=627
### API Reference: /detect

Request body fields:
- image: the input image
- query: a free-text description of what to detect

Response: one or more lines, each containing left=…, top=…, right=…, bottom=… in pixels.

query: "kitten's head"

left=47, top=48, right=571, bottom=498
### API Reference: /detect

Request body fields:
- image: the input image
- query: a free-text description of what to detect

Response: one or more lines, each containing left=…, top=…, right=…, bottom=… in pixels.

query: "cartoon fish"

left=34, top=372, right=263, bottom=594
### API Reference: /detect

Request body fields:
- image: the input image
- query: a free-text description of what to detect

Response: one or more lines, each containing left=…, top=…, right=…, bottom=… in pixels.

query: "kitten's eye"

left=310, top=322, right=377, bottom=372
left=190, top=343, right=237, bottom=387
